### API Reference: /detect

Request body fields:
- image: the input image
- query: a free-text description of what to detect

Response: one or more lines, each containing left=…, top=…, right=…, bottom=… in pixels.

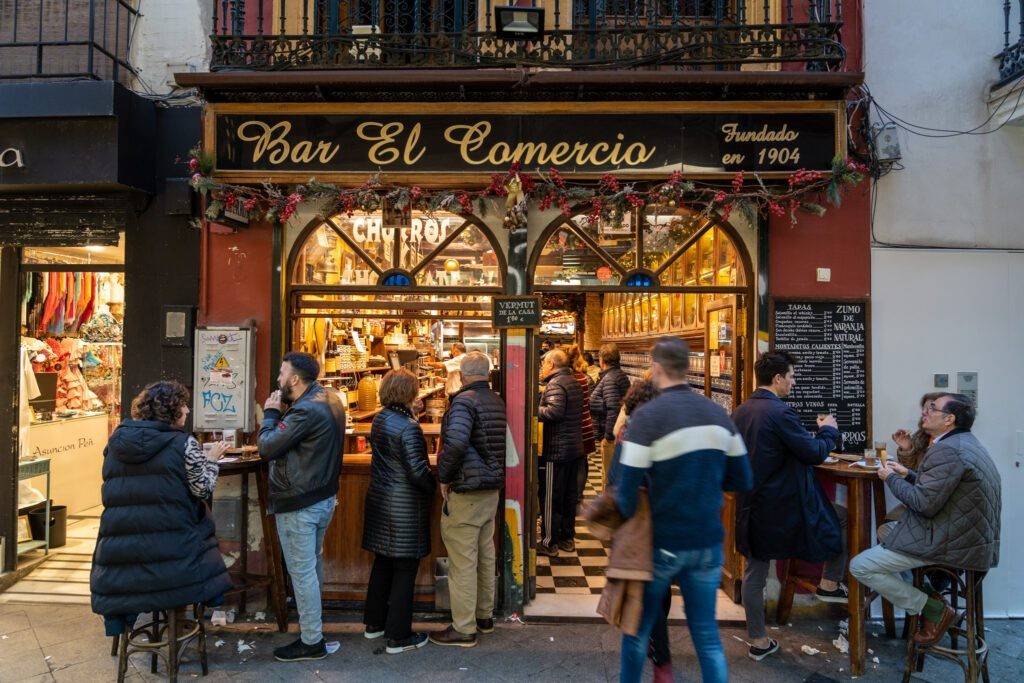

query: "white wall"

left=129, top=0, right=211, bottom=96
left=872, top=248, right=1024, bottom=616
left=866, top=1, right=1024, bottom=249
left=867, top=1, right=1024, bottom=615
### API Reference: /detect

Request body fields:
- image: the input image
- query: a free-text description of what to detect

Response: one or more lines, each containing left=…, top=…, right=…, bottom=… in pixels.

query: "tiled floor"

left=535, top=451, right=610, bottom=596
left=0, top=506, right=99, bottom=605
left=525, top=451, right=747, bottom=622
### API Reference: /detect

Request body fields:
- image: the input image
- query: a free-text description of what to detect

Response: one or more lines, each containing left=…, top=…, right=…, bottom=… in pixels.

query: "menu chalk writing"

left=492, top=296, right=542, bottom=329
left=771, top=300, right=869, bottom=453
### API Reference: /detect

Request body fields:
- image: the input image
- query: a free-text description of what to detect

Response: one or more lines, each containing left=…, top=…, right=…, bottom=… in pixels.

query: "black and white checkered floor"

left=526, top=452, right=747, bottom=621
left=535, top=451, right=611, bottom=596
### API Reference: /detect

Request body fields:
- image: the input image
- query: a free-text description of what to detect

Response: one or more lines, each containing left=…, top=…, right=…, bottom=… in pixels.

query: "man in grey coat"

left=850, top=393, right=1001, bottom=646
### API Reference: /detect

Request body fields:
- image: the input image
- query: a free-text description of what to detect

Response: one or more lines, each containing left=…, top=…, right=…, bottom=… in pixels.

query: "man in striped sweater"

left=615, top=336, right=752, bottom=683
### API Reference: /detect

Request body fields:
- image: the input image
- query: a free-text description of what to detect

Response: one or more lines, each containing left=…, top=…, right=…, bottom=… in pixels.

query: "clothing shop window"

left=20, top=235, right=126, bottom=446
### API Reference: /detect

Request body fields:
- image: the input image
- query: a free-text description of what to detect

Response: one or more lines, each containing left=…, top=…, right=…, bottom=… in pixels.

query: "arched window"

left=290, top=209, right=503, bottom=289
left=286, top=209, right=505, bottom=361
left=532, top=207, right=747, bottom=291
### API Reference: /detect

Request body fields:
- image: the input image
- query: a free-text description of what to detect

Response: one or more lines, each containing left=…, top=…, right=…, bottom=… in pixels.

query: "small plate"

left=851, top=460, right=881, bottom=469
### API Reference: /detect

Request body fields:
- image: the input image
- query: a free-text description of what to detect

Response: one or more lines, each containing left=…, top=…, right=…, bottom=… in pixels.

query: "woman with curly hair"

left=91, top=380, right=232, bottom=637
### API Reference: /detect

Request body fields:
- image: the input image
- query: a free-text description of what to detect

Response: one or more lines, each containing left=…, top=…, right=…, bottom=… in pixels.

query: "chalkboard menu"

left=771, top=300, right=869, bottom=453
left=492, top=296, right=542, bottom=328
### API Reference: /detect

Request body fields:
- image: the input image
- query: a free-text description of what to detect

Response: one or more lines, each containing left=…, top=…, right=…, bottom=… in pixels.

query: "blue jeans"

left=276, top=496, right=337, bottom=645
left=620, top=544, right=726, bottom=683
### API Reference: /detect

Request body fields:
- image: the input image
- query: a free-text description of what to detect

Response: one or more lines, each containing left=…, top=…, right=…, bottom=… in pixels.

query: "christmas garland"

left=184, top=147, right=867, bottom=230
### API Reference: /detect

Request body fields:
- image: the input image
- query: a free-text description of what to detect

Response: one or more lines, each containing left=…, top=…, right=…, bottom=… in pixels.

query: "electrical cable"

left=863, top=82, right=1024, bottom=139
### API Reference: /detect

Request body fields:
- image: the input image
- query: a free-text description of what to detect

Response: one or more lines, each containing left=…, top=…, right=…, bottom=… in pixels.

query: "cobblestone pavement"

left=1, top=601, right=1022, bottom=682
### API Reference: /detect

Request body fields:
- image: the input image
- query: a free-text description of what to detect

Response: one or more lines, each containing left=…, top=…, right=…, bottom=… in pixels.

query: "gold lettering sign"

left=0, top=147, right=25, bottom=168
left=443, top=122, right=655, bottom=167
left=236, top=120, right=340, bottom=165
left=214, top=108, right=841, bottom=175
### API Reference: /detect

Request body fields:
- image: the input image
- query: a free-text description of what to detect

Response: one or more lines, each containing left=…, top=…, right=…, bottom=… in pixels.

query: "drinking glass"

left=863, top=447, right=877, bottom=467
left=874, top=441, right=888, bottom=466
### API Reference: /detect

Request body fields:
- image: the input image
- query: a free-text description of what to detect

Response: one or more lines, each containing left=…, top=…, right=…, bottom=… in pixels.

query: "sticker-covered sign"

left=193, top=327, right=256, bottom=432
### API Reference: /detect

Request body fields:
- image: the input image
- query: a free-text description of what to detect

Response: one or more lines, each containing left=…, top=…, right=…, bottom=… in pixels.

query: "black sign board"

left=492, top=296, right=542, bottom=329
left=210, top=104, right=843, bottom=178
left=770, top=299, right=870, bottom=454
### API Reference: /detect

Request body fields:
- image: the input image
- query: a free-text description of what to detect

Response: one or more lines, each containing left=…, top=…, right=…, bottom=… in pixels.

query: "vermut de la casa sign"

left=492, top=296, right=543, bottom=329
left=210, top=103, right=844, bottom=178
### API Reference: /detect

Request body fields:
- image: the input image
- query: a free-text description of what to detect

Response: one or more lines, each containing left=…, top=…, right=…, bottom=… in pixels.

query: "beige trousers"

left=600, top=438, right=616, bottom=491
left=440, top=488, right=500, bottom=635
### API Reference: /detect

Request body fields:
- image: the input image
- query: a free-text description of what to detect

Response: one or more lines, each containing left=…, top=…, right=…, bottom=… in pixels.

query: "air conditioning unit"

left=351, top=25, right=382, bottom=62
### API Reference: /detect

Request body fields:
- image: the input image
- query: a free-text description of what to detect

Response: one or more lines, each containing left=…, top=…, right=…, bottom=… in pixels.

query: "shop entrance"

left=6, top=239, right=125, bottom=593
left=524, top=206, right=755, bottom=617
left=285, top=209, right=506, bottom=607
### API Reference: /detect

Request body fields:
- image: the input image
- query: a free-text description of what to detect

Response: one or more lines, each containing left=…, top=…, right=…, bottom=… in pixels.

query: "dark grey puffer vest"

left=91, top=420, right=232, bottom=617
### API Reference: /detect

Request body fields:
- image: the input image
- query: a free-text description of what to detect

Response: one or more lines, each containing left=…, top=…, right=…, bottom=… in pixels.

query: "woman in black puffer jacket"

left=362, top=368, right=436, bottom=654
left=91, top=381, right=232, bottom=637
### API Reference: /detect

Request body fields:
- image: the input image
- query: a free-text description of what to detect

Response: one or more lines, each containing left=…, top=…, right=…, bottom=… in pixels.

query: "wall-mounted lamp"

left=495, top=6, right=545, bottom=41
left=443, top=258, right=461, bottom=273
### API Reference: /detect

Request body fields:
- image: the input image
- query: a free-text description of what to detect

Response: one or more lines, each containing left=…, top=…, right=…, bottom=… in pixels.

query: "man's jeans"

left=849, top=544, right=931, bottom=615
left=620, top=544, right=726, bottom=683
left=276, top=496, right=337, bottom=645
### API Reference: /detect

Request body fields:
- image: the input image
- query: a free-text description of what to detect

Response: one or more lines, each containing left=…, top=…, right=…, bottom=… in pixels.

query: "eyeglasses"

left=924, top=402, right=951, bottom=415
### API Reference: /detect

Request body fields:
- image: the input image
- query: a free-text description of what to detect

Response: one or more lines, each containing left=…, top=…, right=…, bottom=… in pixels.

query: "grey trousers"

left=743, top=504, right=848, bottom=639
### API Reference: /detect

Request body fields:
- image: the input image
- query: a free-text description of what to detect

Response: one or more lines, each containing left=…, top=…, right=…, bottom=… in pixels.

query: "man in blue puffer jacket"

left=430, top=352, right=506, bottom=648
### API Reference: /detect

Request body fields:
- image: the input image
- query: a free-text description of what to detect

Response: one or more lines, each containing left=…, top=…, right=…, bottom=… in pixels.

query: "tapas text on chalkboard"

left=492, top=296, right=542, bottom=329
left=771, top=300, right=869, bottom=453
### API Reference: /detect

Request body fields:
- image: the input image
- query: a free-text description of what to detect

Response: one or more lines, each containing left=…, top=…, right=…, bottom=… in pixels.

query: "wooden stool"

left=776, top=558, right=897, bottom=636
left=115, top=603, right=209, bottom=682
left=902, top=566, right=989, bottom=683
left=775, top=558, right=820, bottom=625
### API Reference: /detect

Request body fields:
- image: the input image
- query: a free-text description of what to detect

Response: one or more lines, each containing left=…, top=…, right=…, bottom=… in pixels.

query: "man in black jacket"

left=430, top=352, right=507, bottom=648
left=538, top=349, right=584, bottom=556
left=731, top=351, right=845, bottom=662
left=258, top=352, right=346, bottom=662
left=590, top=343, right=632, bottom=490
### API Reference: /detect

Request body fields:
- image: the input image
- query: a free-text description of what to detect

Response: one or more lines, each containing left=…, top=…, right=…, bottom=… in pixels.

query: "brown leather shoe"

left=429, top=625, right=477, bottom=648
left=913, top=602, right=956, bottom=646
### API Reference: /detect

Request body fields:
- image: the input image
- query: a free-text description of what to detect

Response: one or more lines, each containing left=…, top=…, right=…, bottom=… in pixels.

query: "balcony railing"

left=0, top=0, right=139, bottom=83
left=210, top=0, right=845, bottom=71
left=998, top=0, right=1024, bottom=86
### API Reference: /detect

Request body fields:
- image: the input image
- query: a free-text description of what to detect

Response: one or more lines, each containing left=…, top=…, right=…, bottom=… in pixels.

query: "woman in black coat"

left=91, top=381, right=232, bottom=636
left=362, top=368, right=436, bottom=655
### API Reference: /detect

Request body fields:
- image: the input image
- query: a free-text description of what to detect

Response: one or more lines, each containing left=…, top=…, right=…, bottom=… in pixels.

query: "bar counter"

left=321, top=453, right=447, bottom=604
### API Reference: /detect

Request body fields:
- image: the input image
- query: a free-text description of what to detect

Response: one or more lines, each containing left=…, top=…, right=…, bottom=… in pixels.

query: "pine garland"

left=183, top=146, right=867, bottom=230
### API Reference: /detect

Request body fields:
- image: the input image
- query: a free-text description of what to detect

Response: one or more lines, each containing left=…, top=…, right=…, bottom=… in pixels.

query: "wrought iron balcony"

left=998, top=0, right=1024, bottom=87
left=211, top=0, right=845, bottom=71
left=0, top=0, right=139, bottom=83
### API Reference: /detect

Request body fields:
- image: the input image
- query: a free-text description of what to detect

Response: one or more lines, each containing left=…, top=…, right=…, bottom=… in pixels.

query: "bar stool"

left=776, top=558, right=897, bottom=635
left=115, top=603, right=209, bottom=683
left=902, top=566, right=988, bottom=683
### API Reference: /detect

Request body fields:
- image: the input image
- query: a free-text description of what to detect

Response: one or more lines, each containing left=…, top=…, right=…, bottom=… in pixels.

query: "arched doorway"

left=525, top=205, right=755, bottom=611
left=284, top=207, right=506, bottom=605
